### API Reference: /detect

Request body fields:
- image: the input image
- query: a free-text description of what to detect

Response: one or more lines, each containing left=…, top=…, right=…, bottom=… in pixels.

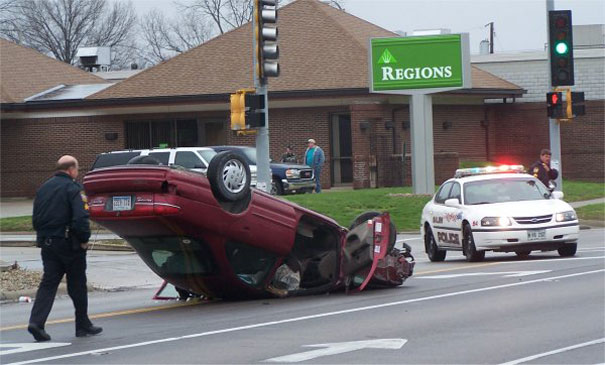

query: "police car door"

left=431, top=182, right=453, bottom=247
left=441, top=182, right=463, bottom=248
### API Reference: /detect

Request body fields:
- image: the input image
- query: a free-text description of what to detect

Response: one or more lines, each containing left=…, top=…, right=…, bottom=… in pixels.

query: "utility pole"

left=485, top=22, right=494, bottom=54
left=546, top=0, right=563, bottom=191
left=252, top=0, right=279, bottom=193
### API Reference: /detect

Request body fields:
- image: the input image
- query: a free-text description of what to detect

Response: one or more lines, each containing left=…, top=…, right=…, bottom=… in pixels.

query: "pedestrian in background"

left=304, top=139, right=325, bottom=193
left=28, top=155, right=102, bottom=342
left=281, top=145, right=297, bottom=163
left=530, top=149, right=559, bottom=189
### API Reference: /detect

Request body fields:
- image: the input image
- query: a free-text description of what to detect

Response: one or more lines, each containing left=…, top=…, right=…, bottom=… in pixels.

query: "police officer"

left=28, top=155, right=102, bottom=342
left=530, top=149, right=559, bottom=188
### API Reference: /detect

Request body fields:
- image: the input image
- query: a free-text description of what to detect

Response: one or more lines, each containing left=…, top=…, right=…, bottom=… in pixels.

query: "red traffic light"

left=554, top=17, right=567, bottom=28
left=550, top=93, right=559, bottom=104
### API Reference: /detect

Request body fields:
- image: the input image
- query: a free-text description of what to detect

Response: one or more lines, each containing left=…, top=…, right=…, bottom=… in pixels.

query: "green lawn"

left=0, top=216, right=105, bottom=233
left=285, top=187, right=431, bottom=231
left=1, top=179, right=602, bottom=233
left=561, top=180, right=605, bottom=202
left=575, top=203, right=605, bottom=221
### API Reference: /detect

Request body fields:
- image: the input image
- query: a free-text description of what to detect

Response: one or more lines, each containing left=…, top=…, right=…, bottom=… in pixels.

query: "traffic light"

left=230, top=92, right=246, bottom=130
left=230, top=90, right=266, bottom=130
left=566, top=90, right=585, bottom=118
left=254, top=0, right=279, bottom=82
left=548, top=10, right=574, bottom=86
left=245, top=93, right=266, bottom=128
left=547, top=92, right=564, bottom=118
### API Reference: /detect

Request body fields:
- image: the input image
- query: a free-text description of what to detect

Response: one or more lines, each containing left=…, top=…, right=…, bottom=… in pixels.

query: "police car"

left=421, top=165, right=579, bottom=262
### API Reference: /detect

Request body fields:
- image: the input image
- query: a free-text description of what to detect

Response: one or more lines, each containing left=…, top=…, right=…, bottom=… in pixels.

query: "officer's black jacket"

left=530, top=160, right=559, bottom=187
left=32, top=172, right=91, bottom=243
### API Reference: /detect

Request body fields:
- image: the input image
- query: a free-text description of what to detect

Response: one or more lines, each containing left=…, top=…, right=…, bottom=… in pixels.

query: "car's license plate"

left=527, top=229, right=546, bottom=241
left=112, top=196, right=132, bottom=211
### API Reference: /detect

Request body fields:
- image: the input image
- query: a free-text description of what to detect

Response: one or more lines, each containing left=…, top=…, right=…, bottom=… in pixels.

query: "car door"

left=430, top=182, right=453, bottom=247
left=174, top=151, right=207, bottom=173
left=440, top=182, right=463, bottom=248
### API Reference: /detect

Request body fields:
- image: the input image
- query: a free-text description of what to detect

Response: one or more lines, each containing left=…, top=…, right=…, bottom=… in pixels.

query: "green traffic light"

left=555, top=42, right=569, bottom=55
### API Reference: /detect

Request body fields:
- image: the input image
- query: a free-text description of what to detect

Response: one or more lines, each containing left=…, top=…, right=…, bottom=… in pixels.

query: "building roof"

left=90, top=0, right=522, bottom=101
left=0, top=38, right=106, bottom=104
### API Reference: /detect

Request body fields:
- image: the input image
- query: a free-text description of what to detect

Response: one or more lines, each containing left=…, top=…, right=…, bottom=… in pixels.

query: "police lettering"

left=437, top=232, right=459, bottom=245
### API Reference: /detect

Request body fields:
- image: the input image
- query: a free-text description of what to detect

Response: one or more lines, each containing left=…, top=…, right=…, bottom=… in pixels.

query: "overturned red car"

left=83, top=151, right=415, bottom=299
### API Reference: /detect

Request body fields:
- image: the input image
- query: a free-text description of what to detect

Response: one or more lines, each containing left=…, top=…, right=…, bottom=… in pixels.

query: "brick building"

left=1, top=0, right=602, bottom=197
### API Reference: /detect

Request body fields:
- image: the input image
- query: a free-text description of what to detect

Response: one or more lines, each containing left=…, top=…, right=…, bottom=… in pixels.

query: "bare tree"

left=181, top=0, right=252, bottom=35
left=139, top=8, right=212, bottom=64
left=0, top=0, right=137, bottom=68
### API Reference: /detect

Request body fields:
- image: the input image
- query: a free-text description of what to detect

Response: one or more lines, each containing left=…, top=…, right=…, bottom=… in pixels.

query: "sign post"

left=370, top=34, right=471, bottom=194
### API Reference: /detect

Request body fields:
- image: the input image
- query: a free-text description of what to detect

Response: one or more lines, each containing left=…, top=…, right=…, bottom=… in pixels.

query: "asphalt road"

left=1, top=229, right=604, bottom=364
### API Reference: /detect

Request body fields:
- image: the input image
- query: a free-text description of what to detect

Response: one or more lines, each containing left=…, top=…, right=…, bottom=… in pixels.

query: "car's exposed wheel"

left=271, top=178, right=284, bottom=196
left=558, top=243, right=577, bottom=257
left=462, top=224, right=485, bottom=262
left=349, top=211, right=396, bottom=252
left=207, top=151, right=251, bottom=202
left=515, top=250, right=531, bottom=258
left=425, top=226, right=446, bottom=262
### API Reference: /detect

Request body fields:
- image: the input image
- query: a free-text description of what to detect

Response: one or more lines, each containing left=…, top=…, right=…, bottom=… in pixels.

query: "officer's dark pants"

left=29, top=239, right=92, bottom=330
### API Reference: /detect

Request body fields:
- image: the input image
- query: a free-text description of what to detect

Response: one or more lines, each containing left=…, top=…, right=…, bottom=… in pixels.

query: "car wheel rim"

left=222, top=159, right=247, bottom=194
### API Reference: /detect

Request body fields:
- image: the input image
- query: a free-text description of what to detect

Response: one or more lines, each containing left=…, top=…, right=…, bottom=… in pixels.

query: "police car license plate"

left=112, top=196, right=132, bottom=211
left=527, top=229, right=546, bottom=241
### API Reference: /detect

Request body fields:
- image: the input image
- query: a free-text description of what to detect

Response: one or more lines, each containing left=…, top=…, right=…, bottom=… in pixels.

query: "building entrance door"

left=330, top=114, right=353, bottom=186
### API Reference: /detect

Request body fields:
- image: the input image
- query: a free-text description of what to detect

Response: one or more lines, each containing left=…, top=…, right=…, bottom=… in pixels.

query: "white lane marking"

left=578, top=248, right=605, bottom=252
left=500, top=337, right=605, bottom=365
left=0, top=343, right=71, bottom=356
left=264, top=338, right=407, bottom=363
left=417, top=255, right=605, bottom=265
left=396, top=238, right=422, bottom=242
left=418, top=270, right=551, bottom=279
left=7, top=269, right=604, bottom=365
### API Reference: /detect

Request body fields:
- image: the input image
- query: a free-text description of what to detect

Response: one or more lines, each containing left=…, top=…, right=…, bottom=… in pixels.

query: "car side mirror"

left=444, top=198, right=461, bottom=207
left=551, top=191, right=564, bottom=200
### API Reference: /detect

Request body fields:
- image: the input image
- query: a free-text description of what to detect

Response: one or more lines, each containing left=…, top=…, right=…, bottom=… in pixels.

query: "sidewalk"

left=0, top=198, right=33, bottom=218
left=569, top=197, right=605, bottom=208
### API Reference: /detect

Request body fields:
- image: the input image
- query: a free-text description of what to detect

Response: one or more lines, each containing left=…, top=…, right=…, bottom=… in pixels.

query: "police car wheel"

left=207, top=151, right=251, bottom=202
left=557, top=243, right=577, bottom=257
left=515, top=250, right=531, bottom=258
left=349, top=211, right=396, bottom=252
left=462, top=224, right=485, bottom=262
left=425, top=226, right=446, bottom=262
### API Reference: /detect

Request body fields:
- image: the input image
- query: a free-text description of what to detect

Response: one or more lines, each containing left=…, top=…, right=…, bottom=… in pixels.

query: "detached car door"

left=430, top=182, right=453, bottom=247
left=440, top=182, right=463, bottom=248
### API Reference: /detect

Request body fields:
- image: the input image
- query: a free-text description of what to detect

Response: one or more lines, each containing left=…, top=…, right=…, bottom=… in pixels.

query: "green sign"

left=370, top=34, right=470, bottom=92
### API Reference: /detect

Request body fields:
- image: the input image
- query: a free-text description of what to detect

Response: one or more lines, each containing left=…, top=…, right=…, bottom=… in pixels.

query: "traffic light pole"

left=546, top=0, right=563, bottom=191
left=253, top=6, right=271, bottom=193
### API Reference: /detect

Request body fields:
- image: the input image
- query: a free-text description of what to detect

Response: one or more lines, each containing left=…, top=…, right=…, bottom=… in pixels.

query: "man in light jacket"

left=304, top=139, right=325, bottom=193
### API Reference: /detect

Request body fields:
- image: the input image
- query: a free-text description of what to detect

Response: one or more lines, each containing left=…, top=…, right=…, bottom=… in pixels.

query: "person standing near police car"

left=28, top=155, right=102, bottom=342
left=530, top=149, right=559, bottom=188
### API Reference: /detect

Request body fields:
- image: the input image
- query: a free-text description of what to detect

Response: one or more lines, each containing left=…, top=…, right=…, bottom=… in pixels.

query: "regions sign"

left=370, top=34, right=471, bottom=93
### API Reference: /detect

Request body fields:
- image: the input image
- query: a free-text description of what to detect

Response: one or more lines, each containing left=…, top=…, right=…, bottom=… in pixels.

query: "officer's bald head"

left=56, top=155, right=79, bottom=179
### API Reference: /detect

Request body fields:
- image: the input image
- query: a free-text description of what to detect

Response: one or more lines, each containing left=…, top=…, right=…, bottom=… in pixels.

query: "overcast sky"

left=128, top=0, right=605, bottom=54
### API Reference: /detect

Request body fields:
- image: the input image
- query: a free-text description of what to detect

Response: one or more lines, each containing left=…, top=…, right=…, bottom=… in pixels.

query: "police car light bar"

left=454, top=165, right=526, bottom=178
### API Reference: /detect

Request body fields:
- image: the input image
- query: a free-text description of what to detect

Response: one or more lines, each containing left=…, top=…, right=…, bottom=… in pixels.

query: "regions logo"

left=378, top=48, right=397, bottom=64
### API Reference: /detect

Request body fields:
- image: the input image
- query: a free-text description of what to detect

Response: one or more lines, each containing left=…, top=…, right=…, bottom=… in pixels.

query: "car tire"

left=271, top=178, right=284, bottom=196
left=207, top=151, right=251, bottom=202
left=558, top=243, right=577, bottom=257
left=515, top=250, right=531, bottom=258
left=462, top=224, right=485, bottom=262
left=425, top=226, right=446, bottom=262
left=349, top=211, right=396, bottom=252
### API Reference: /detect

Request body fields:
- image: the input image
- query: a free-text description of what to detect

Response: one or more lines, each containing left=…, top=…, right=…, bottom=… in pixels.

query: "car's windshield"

left=464, top=178, right=550, bottom=205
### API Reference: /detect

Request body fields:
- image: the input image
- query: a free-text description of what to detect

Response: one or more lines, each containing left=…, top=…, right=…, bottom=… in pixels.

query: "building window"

left=125, top=119, right=198, bottom=149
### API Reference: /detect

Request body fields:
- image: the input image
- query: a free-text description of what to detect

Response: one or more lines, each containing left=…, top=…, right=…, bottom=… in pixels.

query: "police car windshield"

left=464, top=178, right=550, bottom=205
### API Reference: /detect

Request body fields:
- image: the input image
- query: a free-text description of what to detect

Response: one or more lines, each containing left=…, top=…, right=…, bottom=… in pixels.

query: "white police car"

left=420, top=165, right=579, bottom=262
